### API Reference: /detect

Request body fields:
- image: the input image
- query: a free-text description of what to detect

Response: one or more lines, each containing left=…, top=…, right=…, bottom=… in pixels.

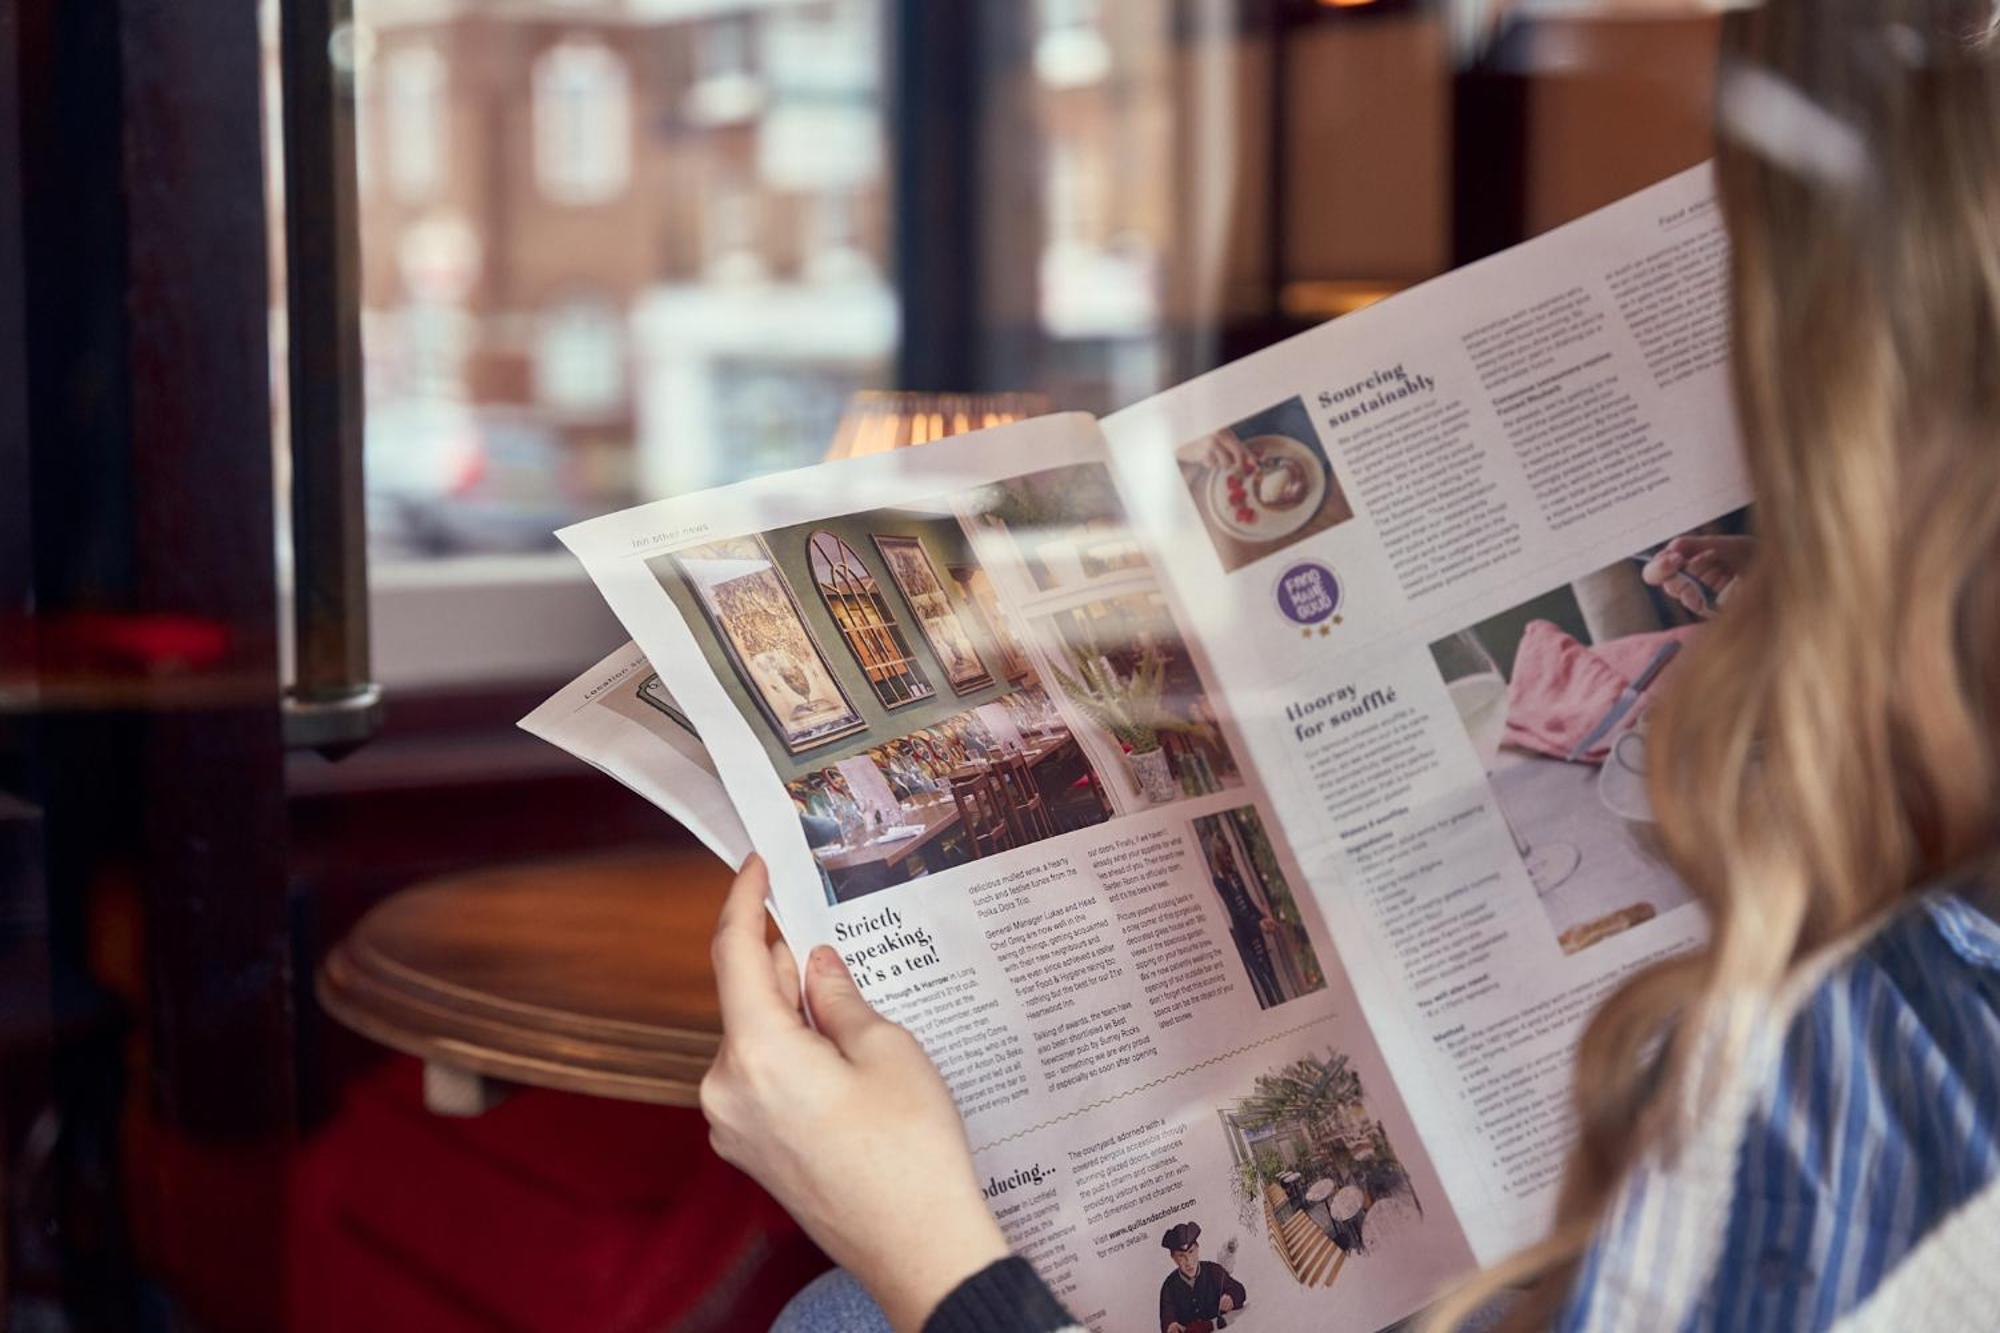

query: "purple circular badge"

left=1274, top=561, right=1342, bottom=627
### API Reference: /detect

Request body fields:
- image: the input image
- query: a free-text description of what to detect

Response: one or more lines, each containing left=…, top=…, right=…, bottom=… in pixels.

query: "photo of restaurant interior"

left=658, top=482, right=1260, bottom=901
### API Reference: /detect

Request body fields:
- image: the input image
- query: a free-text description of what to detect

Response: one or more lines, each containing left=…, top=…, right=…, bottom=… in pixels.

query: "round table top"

left=1329, top=1185, right=1367, bottom=1221
left=1304, top=1178, right=1337, bottom=1203
left=318, top=848, right=734, bottom=1106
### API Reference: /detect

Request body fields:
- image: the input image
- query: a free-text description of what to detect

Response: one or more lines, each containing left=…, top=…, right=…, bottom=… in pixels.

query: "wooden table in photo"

left=813, top=736, right=1082, bottom=901
left=814, top=800, right=964, bottom=899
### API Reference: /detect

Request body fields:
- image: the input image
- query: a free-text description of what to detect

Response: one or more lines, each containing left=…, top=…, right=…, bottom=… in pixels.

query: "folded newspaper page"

left=519, top=642, right=751, bottom=868
left=546, top=164, right=1745, bottom=1332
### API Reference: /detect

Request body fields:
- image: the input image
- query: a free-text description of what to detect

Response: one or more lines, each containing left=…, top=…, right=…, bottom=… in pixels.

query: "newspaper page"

left=519, top=641, right=752, bottom=868
left=559, top=415, right=1477, bottom=1333
left=1100, top=163, right=1744, bottom=1264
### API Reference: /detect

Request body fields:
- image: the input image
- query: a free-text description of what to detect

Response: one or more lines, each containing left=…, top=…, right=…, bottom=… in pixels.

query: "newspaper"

left=536, top=164, right=1745, bottom=1332
left=519, top=642, right=751, bottom=868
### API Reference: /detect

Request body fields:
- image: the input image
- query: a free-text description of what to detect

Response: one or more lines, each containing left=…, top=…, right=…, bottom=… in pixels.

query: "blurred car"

left=364, top=400, right=596, bottom=557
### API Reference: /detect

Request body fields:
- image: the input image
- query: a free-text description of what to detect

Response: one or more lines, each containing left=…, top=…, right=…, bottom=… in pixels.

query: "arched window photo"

left=806, top=530, right=933, bottom=709
left=531, top=38, right=632, bottom=206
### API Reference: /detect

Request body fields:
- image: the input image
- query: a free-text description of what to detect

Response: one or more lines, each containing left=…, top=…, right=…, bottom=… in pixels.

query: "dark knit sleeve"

left=923, top=1257, right=1079, bottom=1333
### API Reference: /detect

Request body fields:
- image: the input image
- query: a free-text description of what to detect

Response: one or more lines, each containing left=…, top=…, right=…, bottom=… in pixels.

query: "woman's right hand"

left=700, top=856, right=1010, bottom=1333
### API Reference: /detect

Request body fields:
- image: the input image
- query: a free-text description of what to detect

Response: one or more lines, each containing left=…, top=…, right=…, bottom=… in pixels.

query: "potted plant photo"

left=1051, top=645, right=1179, bottom=804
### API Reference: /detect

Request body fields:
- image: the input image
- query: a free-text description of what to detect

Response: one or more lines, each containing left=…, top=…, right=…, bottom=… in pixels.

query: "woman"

left=700, top=2, right=2000, bottom=1328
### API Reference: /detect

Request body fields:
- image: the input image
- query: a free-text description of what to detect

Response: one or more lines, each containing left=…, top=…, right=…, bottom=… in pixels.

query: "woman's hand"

left=700, top=856, right=1009, bottom=1333
left=1642, top=534, right=1754, bottom=618
left=1176, top=428, right=1252, bottom=475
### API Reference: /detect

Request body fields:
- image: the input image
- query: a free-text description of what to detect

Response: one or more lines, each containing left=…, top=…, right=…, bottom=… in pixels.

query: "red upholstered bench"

left=301, top=851, right=827, bottom=1329
left=289, top=1057, right=827, bottom=1331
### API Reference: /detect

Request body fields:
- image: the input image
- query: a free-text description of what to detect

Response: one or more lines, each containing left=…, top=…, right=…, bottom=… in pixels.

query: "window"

left=1034, top=0, right=1110, bottom=89
left=807, top=530, right=933, bottom=709
left=325, top=0, right=1712, bottom=695
left=758, top=3, right=882, bottom=195
left=700, top=181, right=767, bottom=283
left=684, top=15, right=763, bottom=126
left=383, top=43, right=447, bottom=201
left=803, top=190, right=874, bottom=284
left=535, top=297, right=626, bottom=418
left=532, top=38, right=631, bottom=206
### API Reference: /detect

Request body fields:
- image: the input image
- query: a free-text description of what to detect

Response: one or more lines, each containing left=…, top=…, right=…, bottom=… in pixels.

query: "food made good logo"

left=1274, top=560, right=1343, bottom=638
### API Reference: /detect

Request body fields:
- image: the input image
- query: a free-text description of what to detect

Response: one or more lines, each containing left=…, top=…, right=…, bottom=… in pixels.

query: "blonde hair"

left=1435, top=2, right=2000, bottom=1326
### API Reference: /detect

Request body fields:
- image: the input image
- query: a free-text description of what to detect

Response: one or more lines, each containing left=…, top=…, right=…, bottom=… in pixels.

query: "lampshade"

left=825, top=391, right=1052, bottom=461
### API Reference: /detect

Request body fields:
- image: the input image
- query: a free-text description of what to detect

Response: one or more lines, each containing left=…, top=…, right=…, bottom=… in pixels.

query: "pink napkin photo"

left=1503, top=620, right=1700, bottom=763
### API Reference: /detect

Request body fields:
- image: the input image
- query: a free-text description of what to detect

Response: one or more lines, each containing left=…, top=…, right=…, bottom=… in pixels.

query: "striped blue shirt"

left=1558, top=890, right=2000, bottom=1331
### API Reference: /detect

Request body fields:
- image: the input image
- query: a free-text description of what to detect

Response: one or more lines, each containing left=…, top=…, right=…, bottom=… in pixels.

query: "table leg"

left=423, top=1062, right=508, bottom=1117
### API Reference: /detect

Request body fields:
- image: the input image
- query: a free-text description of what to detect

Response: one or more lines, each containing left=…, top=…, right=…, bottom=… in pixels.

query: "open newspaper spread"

left=539, top=164, right=1746, bottom=1332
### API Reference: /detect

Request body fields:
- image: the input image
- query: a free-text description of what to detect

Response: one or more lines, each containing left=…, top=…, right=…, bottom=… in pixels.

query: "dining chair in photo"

left=993, top=751, right=1056, bottom=843
left=948, top=766, right=1017, bottom=859
left=1045, top=763, right=1107, bottom=834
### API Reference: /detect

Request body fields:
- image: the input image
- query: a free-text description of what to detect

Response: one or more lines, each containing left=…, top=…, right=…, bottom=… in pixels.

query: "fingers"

left=712, top=855, right=801, bottom=1035
left=1668, top=573, right=1708, bottom=615
left=1685, top=548, right=1725, bottom=584
left=1204, top=429, right=1248, bottom=472
left=1641, top=550, right=1681, bottom=588
left=771, top=935, right=802, bottom=1014
left=802, top=945, right=889, bottom=1055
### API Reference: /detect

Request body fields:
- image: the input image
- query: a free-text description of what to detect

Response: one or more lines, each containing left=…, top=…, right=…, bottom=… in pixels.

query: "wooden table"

left=814, top=736, right=1081, bottom=888
left=814, top=799, right=961, bottom=875
left=318, top=849, right=733, bottom=1115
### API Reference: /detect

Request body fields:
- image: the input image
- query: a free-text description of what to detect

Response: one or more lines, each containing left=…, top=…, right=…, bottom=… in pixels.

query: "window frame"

left=805, top=529, right=935, bottom=710
left=530, top=35, right=633, bottom=208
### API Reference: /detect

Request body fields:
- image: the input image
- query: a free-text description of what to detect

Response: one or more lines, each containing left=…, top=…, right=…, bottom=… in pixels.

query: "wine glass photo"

left=1597, top=728, right=1653, bottom=824
left=1433, top=629, right=1581, bottom=894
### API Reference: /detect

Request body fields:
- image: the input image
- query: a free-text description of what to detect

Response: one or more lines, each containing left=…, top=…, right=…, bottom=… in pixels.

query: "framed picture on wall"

left=672, top=536, right=868, bottom=754
left=873, top=535, right=994, bottom=694
left=947, top=563, right=1031, bottom=684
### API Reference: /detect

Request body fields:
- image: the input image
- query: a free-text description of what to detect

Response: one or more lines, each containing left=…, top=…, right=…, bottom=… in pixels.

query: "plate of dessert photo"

left=1204, top=433, right=1327, bottom=543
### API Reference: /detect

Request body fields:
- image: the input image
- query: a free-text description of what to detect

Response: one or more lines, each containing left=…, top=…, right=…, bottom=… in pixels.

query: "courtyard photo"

left=1218, top=1052, right=1424, bottom=1291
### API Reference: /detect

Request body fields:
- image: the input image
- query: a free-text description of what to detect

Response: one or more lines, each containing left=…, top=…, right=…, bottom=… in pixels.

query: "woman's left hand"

left=700, top=855, right=1010, bottom=1333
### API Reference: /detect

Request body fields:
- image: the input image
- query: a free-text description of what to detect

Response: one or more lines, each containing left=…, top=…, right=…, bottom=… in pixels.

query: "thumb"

left=803, top=945, right=883, bottom=1054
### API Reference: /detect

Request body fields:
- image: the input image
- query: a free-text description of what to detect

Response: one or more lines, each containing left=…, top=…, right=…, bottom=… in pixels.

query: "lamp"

left=825, top=391, right=1052, bottom=461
